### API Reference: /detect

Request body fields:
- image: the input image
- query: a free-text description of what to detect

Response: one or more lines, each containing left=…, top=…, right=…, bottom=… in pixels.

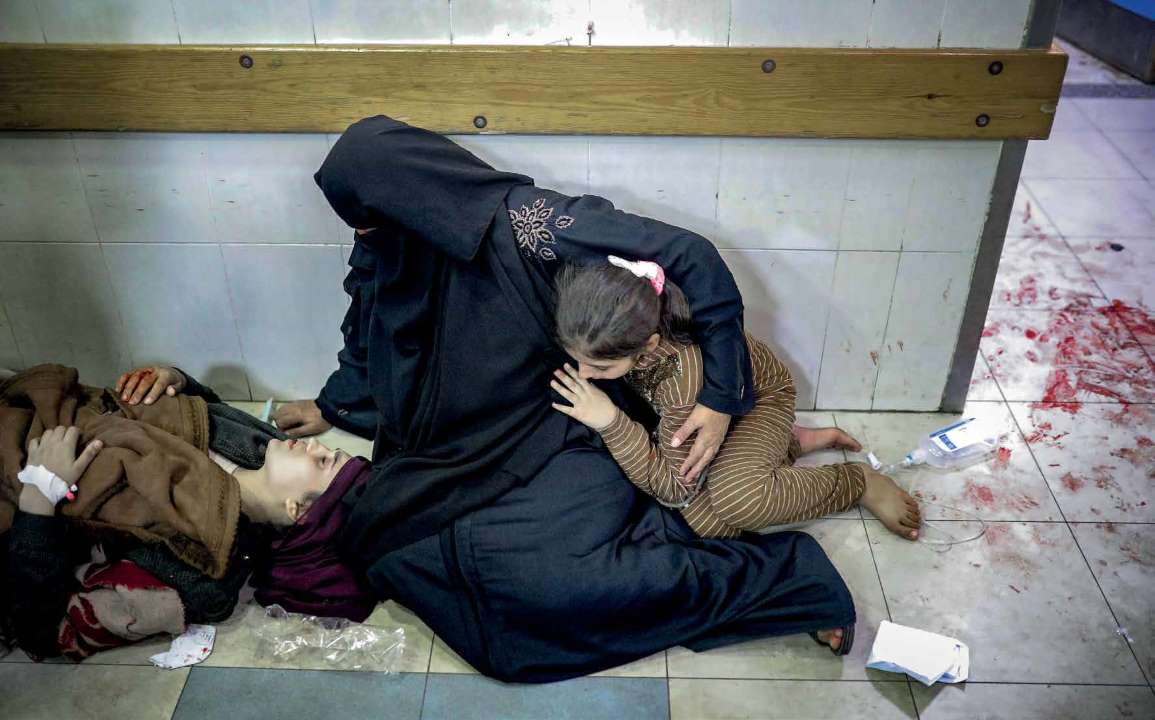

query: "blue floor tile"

left=420, top=674, right=669, bottom=720
left=171, top=667, right=426, bottom=720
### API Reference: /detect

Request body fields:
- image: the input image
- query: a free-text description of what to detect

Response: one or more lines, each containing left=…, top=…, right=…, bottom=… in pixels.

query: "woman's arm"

left=312, top=243, right=379, bottom=439
left=7, top=510, right=76, bottom=659
left=514, top=188, right=754, bottom=417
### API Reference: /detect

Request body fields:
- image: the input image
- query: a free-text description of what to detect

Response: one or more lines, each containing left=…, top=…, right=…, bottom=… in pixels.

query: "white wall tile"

left=38, top=0, right=180, bottom=43
left=312, top=0, right=450, bottom=44
left=587, top=137, right=719, bottom=239
left=590, top=0, right=728, bottom=46
left=817, top=251, right=900, bottom=409
left=939, top=0, right=1030, bottom=48
left=450, top=135, right=589, bottom=198
left=872, top=251, right=973, bottom=410
left=730, top=0, right=873, bottom=47
left=102, top=244, right=249, bottom=399
left=0, top=303, right=24, bottom=371
left=0, top=0, right=44, bottom=41
left=721, top=249, right=837, bottom=409
left=0, top=134, right=97, bottom=243
left=202, top=135, right=340, bottom=244
left=716, top=139, right=849, bottom=251
left=867, top=0, right=946, bottom=48
left=74, top=133, right=216, bottom=244
left=221, top=245, right=347, bottom=399
left=840, top=141, right=921, bottom=251
left=172, top=0, right=315, bottom=44
left=901, top=141, right=1000, bottom=252
left=453, top=0, right=588, bottom=45
left=0, top=243, right=128, bottom=385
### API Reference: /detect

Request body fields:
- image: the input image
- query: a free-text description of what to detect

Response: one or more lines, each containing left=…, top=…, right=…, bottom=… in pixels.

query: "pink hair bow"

left=608, top=255, right=666, bottom=295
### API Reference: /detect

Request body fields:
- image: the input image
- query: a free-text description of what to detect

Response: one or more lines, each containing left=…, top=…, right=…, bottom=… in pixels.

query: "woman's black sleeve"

left=525, top=189, right=754, bottom=416
left=6, top=512, right=76, bottom=659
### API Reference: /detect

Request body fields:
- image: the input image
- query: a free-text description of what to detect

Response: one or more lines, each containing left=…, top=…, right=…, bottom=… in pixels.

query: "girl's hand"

left=550, top=364, right=619, bottom=431
left=115, top=365, right=187, bottom=405
left=21, top=426, right=103, bottom=515
left=27, top=426, right=103, bottom=488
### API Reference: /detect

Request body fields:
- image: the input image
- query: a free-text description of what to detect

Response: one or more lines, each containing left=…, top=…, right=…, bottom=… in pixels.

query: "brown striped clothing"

left=599, top=334, right=866, bottom=538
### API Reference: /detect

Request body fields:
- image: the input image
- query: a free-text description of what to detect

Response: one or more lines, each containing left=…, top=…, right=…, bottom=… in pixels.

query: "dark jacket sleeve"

left=314, top=243, right=378, bottom=439
left=517, top=188, right=754, bottom=416
left=6, top=512, right=76, bottom=659
left=174, top=367, right=223, bottom=404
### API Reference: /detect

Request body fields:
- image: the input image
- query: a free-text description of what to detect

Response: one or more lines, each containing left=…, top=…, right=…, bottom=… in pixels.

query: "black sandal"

left=811, top=624, right=855, bottom=656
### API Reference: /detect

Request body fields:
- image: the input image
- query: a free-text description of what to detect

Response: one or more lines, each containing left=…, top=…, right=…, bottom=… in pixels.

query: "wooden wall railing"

left=0, top=44, right=1066, bottom=139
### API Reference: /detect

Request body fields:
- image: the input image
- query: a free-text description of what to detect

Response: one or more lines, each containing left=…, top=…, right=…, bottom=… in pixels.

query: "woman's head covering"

left=252, top=456, right=378, bottom=622
left=315, top=115, right=531, bottom=262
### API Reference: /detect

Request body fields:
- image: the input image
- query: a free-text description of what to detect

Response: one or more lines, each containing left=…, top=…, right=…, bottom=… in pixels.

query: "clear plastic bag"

left=251, top=604, right=405, bottom=671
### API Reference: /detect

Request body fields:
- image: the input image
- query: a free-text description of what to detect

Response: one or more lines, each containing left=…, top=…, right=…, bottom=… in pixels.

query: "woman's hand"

left=115, top=366, right=186, bottom=405
left=672, top=404, right=731, bottom=484
left=273, top=400, right=333, bottom=438
left=550, top=364, right=619, bottom=431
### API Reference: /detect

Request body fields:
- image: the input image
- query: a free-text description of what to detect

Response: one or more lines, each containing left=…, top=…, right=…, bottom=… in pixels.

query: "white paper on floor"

left=149, top=624, right=216, bottom=669
left=866, top=620, right=969, bottom=686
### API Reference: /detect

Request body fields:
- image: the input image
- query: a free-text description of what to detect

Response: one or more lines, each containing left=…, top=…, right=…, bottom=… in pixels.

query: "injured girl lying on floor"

left=0, top=364, right=377, bottom=661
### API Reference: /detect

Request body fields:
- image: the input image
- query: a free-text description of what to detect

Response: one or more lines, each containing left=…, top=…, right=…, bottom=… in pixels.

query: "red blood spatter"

left=964, top=479, right=996, bottom=508
left=1008, top=494, right=1041, bottom=512
left=1023, top=301, right=1155, bottom=413
left=1025, top=350, right=1039, bottom=363
left=1004, top=275, right=1039, bottom=307
left=1061, top=473, right=1085, bottom=492
left=994, top=446, right=1012, bottom=467
left=1110, top=437, right=1154, bottom=465
left=1025, top=328, right=1038, bottom=340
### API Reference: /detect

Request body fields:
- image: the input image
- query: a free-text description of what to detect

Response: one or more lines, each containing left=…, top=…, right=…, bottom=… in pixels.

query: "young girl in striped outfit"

left=550, top=256, right=921, bottom=542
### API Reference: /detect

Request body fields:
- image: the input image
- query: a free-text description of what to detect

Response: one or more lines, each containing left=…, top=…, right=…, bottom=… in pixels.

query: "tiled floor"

left=3, top=43, right=1155, bottom=720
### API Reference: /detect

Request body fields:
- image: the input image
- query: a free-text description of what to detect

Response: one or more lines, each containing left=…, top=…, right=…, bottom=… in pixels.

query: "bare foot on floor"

left=816, top=628, right=844, bottom=652
left=859, top=467, right=921, bottom=541
left=793, top=425, right=863, bottom=454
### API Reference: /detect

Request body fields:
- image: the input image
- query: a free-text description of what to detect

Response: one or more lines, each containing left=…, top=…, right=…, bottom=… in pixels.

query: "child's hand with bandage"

left=18, top=426, right=103, bottom=516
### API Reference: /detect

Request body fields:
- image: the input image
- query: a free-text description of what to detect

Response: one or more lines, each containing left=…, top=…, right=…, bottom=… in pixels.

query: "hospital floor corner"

left=2, top=40, right=1155, bottom=720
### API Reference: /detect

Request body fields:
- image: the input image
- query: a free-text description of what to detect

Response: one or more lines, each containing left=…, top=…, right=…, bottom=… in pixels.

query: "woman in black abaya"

left=309, top=116, right=856, bottom=682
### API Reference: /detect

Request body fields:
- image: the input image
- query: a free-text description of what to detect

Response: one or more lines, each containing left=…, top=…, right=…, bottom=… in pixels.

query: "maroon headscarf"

left=252, top=457, right=378, bottom=622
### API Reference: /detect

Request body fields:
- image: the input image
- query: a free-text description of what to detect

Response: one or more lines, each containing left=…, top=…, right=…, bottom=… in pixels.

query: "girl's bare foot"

left=815, top=628, right=844, bottom=652
left=859, top=467, right=921, bottom=540
left=793, top=425, right=863, bottom=454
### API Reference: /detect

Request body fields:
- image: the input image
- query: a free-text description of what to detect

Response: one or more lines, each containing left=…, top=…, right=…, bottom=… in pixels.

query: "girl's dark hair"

left=555, top=262, right=694, bottom=359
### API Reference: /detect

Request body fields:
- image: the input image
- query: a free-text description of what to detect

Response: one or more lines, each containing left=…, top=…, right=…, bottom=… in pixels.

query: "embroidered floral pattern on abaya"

left=508, top=198, right=574, bottom=261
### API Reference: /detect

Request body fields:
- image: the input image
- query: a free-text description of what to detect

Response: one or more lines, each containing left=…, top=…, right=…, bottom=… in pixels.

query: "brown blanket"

left=0, top=365, right=240, bottom=579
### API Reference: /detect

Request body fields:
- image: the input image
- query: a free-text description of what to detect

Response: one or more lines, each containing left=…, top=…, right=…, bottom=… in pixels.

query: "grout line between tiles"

left=170, top=665, right=193, bottom=720
left=1005, top=400, right=1153, bottom=686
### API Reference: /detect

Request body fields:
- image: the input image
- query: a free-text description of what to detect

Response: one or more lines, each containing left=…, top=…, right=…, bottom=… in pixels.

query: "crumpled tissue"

left=866, top=621, right=969, bottom=686
left=149, top=624, right=216, bottom=670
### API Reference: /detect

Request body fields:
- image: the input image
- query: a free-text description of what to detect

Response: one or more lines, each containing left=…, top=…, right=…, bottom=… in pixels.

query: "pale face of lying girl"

left=236, top=438, right=352, bottom=525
